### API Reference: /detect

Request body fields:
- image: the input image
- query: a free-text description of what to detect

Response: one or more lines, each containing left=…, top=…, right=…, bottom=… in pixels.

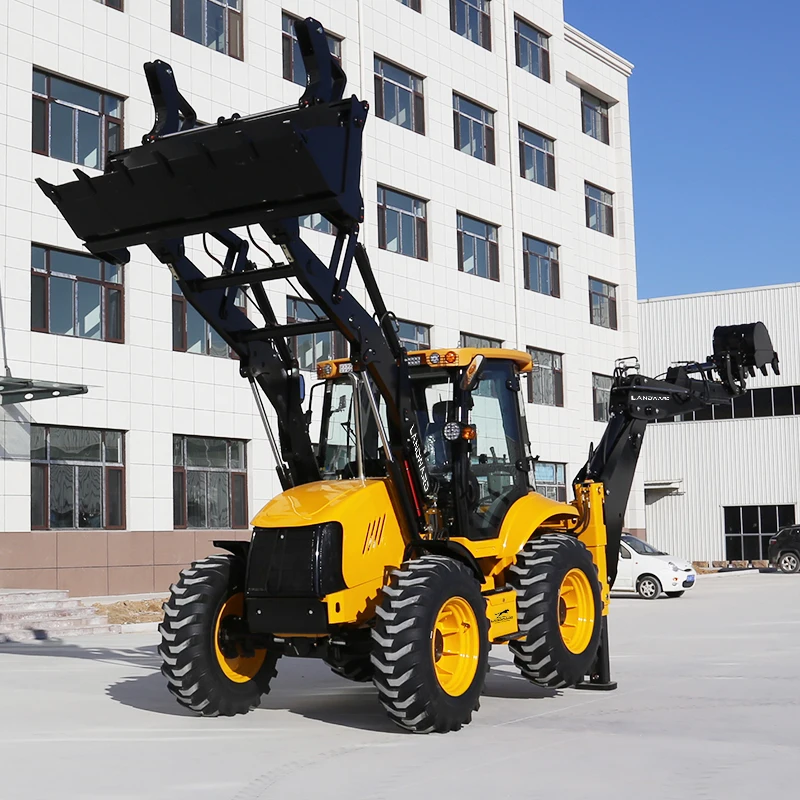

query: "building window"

left=173, top=435, right=247, bottom=529
left=582, top=90, right=610, bottom=144
left=32, top=70, right=123, bottom=168
left=585, top=183, right=614, bottom=236
left=592, top=373, right=613, bottom=422
left=282, top=13, right=341, bottom=85
left=453, top=94, right=495, bottom=164
left=94, top=0, right=123, bottom=9
left=374, top=58, right=425, bottom=134
left=31, top=245, right=123, bottom=342
left=287, top=297, right=347, bottom=371
left=397, top=320, right=430, bottom=352
left=589, top=278, right=618, bottom=330
left=523, top=236, right=559, bottom=298
left=171, top=0, right=243, bottom=59
left=460, top=333, right=502, bottom=349
left=450, top=0, right=491, bottom=50
left=519, top=125, right=555, bottom=189
left=172, top=280, right=243, bottom=357
left=724, top=505, right=796, bottom=562
left=528, top=348, right=563, bottom=407
left=300, top=214, right=334, bottom=235
left=398, top=0, right=422, bottom=11
left=31, top=426, right=125, bottom=530
left=457, top=214, right=499, bottom=281
left=515, top=17, right=550, bottom=81
left=377, top=187, right=428, bottom=260
left=534, top=461, right=566, bottom=501
left=659, top=385, right=800, bottom=423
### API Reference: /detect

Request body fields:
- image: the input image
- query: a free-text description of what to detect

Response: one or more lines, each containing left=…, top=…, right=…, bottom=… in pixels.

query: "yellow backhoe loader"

left=38, top=19, right=780, bottom=733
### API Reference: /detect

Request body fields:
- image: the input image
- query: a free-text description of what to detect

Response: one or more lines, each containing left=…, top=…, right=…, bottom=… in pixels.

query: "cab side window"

left=619, top=545, right=631, bottom=559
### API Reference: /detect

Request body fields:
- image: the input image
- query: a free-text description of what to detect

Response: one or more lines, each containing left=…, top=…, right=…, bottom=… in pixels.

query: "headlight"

left=668, top=561, right=679, bottom=572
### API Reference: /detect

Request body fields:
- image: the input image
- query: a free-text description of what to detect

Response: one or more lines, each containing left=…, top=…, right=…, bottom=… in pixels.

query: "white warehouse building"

left=0, top=0, right=640, bottom=596
left=639, top=283, right=800, bottom=565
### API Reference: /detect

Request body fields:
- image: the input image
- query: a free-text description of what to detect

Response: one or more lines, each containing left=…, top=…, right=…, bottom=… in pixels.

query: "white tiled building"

left=0, top=0, right=640, bottom=595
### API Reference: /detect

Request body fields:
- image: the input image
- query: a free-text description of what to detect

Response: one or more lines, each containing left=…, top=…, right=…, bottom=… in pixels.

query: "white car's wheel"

left=637, top=575, right=661, bottom=600
left=778, top=552, right=800, bottom=573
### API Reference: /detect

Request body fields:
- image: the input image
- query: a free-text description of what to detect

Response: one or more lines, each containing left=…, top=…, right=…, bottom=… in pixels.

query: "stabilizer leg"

left=576, top=616, right=618, bottom=691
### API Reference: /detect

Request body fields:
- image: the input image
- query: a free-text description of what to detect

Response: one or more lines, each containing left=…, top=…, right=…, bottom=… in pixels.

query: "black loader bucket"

left=712, top=322, right=780, bottom=391
left=36, top=20, right=364, bottom=261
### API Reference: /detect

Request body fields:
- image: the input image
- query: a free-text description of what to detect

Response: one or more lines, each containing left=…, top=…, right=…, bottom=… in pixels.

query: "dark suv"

left=768, top=526, right=800, bottom=573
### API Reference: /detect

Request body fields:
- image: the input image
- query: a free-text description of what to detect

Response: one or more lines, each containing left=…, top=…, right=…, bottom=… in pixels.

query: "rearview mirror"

left=460, top=354, right=485, bottom=392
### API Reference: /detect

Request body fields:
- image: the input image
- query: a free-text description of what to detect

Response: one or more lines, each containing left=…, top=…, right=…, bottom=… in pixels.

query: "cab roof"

left=316, top=347, right=533, bottom=379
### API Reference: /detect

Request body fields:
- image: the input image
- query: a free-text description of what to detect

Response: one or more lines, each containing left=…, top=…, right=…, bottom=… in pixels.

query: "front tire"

left=778, top=552, right=800, bottom=573
left=508, top=533, right=602, bottom=688
left=158, top=554, right=279, bottom=716
left=371, top=556, right=489, bottom=733
left=637, top=575, right=662, bottom=600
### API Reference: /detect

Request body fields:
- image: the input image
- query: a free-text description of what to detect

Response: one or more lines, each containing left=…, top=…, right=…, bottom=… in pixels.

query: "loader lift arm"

left=35, top=18, right=433, bottom=544
left=576, top=322, right=780, bottom=586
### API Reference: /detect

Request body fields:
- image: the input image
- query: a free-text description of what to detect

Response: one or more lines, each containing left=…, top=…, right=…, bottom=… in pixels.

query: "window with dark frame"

left=457, top=213, right=499, bottom=281
left=451, top=0, right=491, bottom=50
left=173, top=435, right=247, bottom=529
left=32, top=70, right=123, bottom=168
left=523, top=235, right=559, bottom=298
left=31, top=426, right=125, bottom=530
left=171, top=0, right=243, bottom=60
left=287, top=297, right=347, bottom=371
left=585, top=183, right=614, bottom=235
left=519, top=125, right=556, bottom=189
left=398, top=0, right=422, bottom=11
left=724, top=504, right=796, bottom=562
left=397, top=320, right=430, bottom=352
left=94, top=0, right=123, bottom=9
left=172, top=279, right=244, bottom=358
left=374, top=57, right=425, bottom=134
left=534, top=461, right=567, bottom=501
left=31, top=245, right=123, bottom=343
left=460, top=333, right=502, bottom=349
left=300, top=214, right=334, bottom=235
left=453, top=94, right=495, bottom=164
left=377, top=187, right=428, bottom=260
left=589, top=278, right=618, bottom=330
left=528, top=348, right=563, bottom=407
left=582, top=90, right=610, bottom=144
left=282, top=13, right=341, bottom=85
left=657, top=385, right=800, bottom=423
left=515, top=17, right=550, bottom=82
left=592, top=373, right=613, bottom=422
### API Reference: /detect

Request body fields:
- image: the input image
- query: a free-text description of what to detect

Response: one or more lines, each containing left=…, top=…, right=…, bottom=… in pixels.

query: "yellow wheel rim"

left=558, top=569, right=596, bottom=654
left=213, top=592, right=267, bottom=683
left=431, top=596, right=480, bottom=697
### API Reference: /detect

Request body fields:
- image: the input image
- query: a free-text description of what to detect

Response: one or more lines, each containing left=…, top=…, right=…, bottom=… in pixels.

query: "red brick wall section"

left=0, top=529, right=252, bottom=596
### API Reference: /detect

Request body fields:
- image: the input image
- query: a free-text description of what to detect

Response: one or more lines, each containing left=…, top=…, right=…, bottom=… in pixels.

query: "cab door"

left=615, top=542, right=634, bottom=590
left=461, top=360, right=529, bottom=539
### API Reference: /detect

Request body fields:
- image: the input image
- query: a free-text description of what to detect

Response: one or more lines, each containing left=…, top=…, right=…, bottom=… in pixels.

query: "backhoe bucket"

left=712, top=322, right=780, bottom=383
left=36, top=60, right=366, bottom=260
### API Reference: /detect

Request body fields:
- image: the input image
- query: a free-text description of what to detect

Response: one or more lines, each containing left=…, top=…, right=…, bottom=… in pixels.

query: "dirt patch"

left=93, top=598, right=167, bottom=625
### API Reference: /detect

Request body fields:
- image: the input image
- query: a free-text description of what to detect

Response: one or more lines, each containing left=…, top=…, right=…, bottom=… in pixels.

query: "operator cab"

left=313, top=348, right=537, bottom=540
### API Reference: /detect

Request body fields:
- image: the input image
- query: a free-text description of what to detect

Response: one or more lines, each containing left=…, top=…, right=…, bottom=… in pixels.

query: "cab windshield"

left=623, top=536, right=666, bottom=556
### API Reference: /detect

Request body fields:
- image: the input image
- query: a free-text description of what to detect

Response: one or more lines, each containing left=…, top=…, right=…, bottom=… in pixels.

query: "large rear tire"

left=159, top=554, right=279, bottom=716
left=508, top=533, right=602, bottom=688
left=371, top=556, right=489, bottom=733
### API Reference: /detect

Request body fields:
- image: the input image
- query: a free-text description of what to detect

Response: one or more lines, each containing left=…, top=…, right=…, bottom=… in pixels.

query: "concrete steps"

left=0, top=589, right=119, bottom=642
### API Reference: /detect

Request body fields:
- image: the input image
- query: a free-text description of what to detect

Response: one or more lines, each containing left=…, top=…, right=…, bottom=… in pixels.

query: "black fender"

left=213, top=540, right=250, bottom=563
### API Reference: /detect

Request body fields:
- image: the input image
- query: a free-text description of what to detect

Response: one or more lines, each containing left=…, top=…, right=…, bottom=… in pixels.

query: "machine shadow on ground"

left=0, top=638, right=559, bottom=732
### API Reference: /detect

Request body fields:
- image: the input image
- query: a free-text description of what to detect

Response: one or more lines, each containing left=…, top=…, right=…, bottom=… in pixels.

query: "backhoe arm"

left=576, top=322, right=780, bottom=585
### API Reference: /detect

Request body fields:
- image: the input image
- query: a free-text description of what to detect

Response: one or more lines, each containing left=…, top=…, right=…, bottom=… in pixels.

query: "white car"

left=613, top=534, right=697, bottom=599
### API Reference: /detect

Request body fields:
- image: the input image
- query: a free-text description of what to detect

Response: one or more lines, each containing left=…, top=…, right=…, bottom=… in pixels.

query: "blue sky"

left=564, top=0, right=798, bottom=299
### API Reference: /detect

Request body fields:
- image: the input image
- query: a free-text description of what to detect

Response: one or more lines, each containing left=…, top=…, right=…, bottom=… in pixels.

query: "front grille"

left=246, top=523, right=345, bottom=598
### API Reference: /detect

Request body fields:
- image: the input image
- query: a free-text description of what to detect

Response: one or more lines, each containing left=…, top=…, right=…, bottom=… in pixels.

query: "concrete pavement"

left=0, top=571, right=798, bottom=800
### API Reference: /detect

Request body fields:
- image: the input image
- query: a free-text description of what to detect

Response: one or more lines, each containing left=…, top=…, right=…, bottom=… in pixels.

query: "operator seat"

left=424, top=401, right=453, bottom=471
